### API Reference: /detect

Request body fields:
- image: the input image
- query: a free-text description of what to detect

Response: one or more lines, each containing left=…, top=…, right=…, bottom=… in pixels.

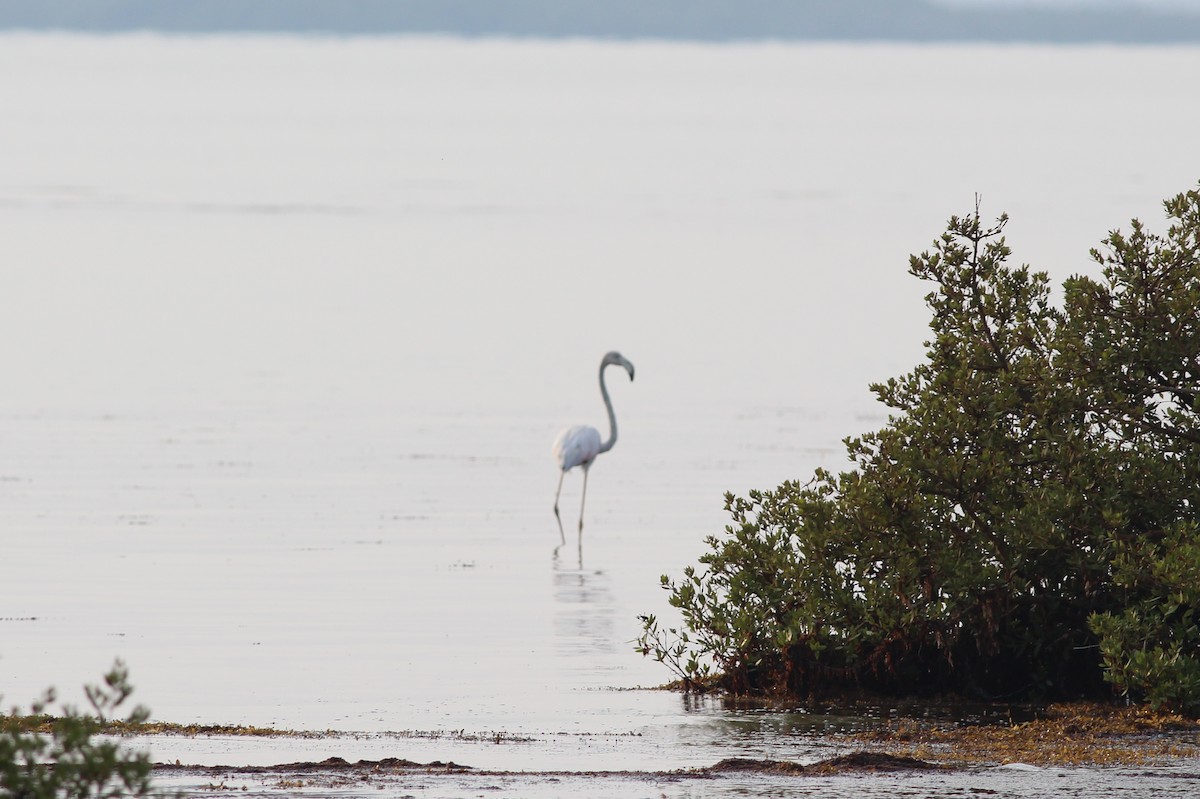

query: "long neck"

left=598, top=363, right=618, bottom=454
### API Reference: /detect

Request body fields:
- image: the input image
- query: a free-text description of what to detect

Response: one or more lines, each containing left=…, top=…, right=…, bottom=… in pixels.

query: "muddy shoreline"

left=149, top=753, right=950, bottom=797
left=153, top=750, right=939, bottom=779
left=121, top=703, right=1200, bottom=797
left=148, top=749, right=1200, bottom=799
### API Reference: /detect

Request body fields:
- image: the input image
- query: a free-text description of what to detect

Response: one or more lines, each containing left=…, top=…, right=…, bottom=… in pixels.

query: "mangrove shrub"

left=638, top=186, right=1200, bottom=712
left=1, top=661, right=154, bottom=798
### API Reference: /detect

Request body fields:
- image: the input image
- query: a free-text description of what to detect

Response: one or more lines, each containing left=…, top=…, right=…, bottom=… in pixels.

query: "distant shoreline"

left=3, top=29, right=1200, bottom=48
left=2, top=0, right=1200, bottom=44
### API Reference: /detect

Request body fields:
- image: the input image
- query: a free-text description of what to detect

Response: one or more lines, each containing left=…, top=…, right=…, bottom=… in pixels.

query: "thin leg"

left=578, top=465, right=590, bottom=536
left=553, top=470, right=566, bottom=544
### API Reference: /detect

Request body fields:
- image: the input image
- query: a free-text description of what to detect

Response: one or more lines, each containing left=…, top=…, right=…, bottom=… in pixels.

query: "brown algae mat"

left=848, top=702, right=1200, bottom=767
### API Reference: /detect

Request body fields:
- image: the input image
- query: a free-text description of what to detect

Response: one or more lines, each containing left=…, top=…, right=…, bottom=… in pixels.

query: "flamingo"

left=552, top=351, right=635, bottom=540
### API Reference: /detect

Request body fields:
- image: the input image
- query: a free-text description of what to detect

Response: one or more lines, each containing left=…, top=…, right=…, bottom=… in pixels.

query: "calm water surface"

left=2, top=34, right=1200, bottom=796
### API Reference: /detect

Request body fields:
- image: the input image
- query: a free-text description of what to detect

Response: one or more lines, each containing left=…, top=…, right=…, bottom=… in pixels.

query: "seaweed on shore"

left=852, top=702, right=1200, bottom=766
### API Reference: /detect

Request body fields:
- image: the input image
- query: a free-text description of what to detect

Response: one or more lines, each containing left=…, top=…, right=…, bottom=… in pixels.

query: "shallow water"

left=3, top=33, right=1200, bottom=797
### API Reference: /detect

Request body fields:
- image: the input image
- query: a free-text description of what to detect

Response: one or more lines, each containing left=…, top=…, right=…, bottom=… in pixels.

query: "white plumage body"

left=553, top=425, right=602, bottom=473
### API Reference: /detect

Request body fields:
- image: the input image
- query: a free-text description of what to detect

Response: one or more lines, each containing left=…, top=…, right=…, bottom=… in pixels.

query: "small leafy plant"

left=1, top=660, right=155, bottom=798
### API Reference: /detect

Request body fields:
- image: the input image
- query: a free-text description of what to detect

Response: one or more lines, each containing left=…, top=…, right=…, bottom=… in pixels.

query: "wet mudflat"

left=149, top=754, right=931, bottom=799
left=126, top=702, right=1200, bottom=798
left=146, top=749, right=1200, bottom=799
